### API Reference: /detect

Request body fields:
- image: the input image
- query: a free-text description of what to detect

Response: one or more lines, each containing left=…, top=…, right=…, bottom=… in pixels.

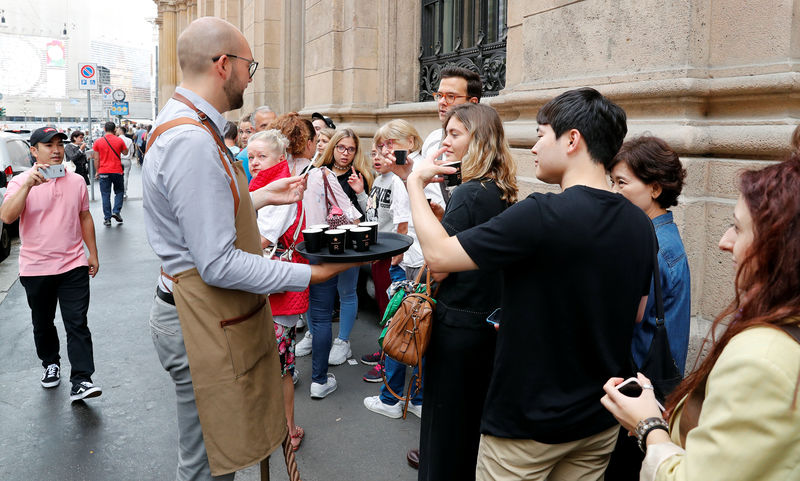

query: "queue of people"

left=5, top=15, right=798, bottom=481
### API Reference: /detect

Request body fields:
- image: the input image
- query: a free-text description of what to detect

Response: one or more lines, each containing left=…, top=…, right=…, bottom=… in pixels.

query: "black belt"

left=156, top=287, right=175, bottom=306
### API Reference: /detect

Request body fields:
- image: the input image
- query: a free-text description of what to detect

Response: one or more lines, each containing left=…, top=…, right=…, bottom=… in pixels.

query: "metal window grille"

left=419, top=0, right=507, bottom=101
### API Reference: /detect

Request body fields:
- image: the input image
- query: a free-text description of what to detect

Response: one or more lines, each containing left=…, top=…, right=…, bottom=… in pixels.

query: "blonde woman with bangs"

left=299, top=128, right=368, bottom=399
left=403, top=102, right=518, bottom=480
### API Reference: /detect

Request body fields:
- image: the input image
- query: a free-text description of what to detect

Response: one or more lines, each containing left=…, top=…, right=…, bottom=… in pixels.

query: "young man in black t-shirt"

left=405, top=88, right=654, bottom=480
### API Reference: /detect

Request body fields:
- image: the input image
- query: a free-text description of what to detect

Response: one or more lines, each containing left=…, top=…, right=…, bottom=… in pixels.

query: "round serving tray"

left=296, top=232, right=413, bottom=263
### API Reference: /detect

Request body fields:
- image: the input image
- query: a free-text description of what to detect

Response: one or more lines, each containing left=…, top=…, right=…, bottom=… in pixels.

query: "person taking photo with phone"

left=407, top=103, right=517, bottom=481
left=0, top=126, right=101, bottom=403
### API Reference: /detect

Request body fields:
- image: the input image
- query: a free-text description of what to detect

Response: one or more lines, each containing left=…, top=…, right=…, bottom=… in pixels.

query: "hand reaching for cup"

left=347, top=166, right=364, bottom=194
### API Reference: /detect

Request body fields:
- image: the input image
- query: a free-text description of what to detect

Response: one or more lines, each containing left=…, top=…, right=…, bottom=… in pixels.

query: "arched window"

left=419, top=0, right=507, bottom=101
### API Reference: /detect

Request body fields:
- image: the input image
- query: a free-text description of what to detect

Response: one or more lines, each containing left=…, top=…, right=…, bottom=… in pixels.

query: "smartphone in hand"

left=39, top=164, right=66, bottom=180
left=616, top=377, right=665, bottom=411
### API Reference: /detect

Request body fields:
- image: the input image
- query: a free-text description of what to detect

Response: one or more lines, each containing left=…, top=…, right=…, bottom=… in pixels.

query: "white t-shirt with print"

left=365, top=172, right=410, bottom=233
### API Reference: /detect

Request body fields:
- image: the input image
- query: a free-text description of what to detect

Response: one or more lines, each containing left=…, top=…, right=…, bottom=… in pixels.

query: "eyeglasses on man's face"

left=432, top=92, right=470, bottom=104
left=336, top=144, right=356, bottom=155
left=212, top=54, right=259, bottom=78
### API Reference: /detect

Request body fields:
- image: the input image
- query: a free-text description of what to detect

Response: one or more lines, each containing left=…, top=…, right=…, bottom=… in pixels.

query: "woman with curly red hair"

left=602, top=154, right=800, bottom=480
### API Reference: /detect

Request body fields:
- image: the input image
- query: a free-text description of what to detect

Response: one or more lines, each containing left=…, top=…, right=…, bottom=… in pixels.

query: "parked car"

left=0, top=131, right=33, bottom=261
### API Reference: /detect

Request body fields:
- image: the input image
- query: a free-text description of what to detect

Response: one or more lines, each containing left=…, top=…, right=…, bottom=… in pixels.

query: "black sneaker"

left=111, top=213, right=123, bottom=223
left=41, top=364, right=60, bottom=388
left=362, top=362, right=384, bottom=383
left=103, top=219, right=111, bottom=227
left=360, top=350, right=382, bottom=365
left=70, top=381, right=102, bottom=402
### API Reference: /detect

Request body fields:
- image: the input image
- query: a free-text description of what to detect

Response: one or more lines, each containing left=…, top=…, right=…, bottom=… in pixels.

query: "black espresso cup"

left=394, top=149, right=407, bottom=165
left=308, top=224, right=330, bottom=245
left=339, top=224, right=359, bottom=249
left=324, top=229, right=346, bottom=254
left=301, top=228, right=324, bottom=253
left=350, top=227, right=372, bottom=252
left=442, top=160, right=462, bottom=187
left=359, top=221, right=379, bottom=244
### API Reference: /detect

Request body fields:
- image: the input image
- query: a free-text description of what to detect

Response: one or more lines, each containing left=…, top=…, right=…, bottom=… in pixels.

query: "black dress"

left=418, top=179, right=509, bottom=481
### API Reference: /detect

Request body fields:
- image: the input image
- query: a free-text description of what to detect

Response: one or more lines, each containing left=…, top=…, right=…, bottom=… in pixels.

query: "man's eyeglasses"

left=212, top=54, right=259, bottom=78
left=432, top=92, right=470, bottom=104
left=336, top=144, right=356, bottom=155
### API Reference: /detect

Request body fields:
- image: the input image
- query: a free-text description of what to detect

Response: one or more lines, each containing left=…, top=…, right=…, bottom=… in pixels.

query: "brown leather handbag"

left=381, top=268, right=436, bottom=417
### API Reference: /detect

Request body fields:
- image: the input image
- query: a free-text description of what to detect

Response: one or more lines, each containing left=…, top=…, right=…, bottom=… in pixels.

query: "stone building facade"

left=153, top=0, right=800, bottom=365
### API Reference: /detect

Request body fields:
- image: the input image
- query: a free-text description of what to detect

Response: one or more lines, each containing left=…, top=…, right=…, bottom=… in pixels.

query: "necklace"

left=331, top=164, right=349, bottom=174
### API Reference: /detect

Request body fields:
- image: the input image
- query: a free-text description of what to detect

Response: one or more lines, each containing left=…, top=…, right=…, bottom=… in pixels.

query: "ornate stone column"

left=156, top=0, right=178, bottom=110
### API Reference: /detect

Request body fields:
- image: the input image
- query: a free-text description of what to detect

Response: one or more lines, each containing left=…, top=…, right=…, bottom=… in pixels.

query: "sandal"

left=290, top=426, right=304, bottom=451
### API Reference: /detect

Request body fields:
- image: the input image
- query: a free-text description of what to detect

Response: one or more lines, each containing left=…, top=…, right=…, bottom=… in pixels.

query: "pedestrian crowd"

left=2, top=15, right=800, bottom=481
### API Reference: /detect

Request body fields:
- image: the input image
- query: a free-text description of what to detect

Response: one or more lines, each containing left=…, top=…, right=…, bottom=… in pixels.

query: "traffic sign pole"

left=87, top=89, right=95, bottom=201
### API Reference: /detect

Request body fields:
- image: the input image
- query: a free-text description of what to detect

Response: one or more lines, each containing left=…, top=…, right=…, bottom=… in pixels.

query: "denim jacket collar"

left=652, top=211, right=674, bottom=228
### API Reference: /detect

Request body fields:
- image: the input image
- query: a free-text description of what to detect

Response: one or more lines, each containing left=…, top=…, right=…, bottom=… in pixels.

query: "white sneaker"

left=328, top=338, right=351, bottom=365
left=363, top=395, right=403, bottom=419
left=296, top=315, right=306, bottom=330
left=406, top=402, right=422, bottom=419
left=295, top=332, right=313, bottom=357
left=292, top=368, right=299, bottom=386
left=310, top=373, right=337, bottom=399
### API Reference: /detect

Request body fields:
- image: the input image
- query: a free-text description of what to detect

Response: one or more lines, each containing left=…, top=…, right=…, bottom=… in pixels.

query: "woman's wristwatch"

left=635, top=417, right=669, bottom=453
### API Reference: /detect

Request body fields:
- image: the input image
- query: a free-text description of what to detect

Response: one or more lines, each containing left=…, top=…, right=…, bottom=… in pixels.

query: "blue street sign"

left=111, top=101, right=129, bottom=116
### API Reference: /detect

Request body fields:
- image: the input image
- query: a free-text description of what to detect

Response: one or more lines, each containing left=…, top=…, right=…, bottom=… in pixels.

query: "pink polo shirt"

left=3, top=169, right=90, bottom=276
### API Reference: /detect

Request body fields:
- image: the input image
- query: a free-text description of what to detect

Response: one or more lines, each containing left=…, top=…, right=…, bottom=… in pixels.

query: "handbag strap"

left=321, top=168, right=340, bottom=210
left=648, top=221, right=665, bottom=325
left=413, top=264, right=433, bottom=296
left=103, top=136, right=121, bottom=160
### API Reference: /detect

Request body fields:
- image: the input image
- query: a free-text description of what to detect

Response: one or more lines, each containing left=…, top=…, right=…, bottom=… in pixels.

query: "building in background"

left=0, top=0, right=157, bottom=130
left=153, top=0, right=800, bottom=366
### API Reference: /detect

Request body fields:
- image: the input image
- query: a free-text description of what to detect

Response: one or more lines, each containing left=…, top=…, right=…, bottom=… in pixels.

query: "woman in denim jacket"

left=609, top=136, right=691, bottom=374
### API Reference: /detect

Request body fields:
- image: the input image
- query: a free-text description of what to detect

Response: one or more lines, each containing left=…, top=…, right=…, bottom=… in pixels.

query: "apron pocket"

left=221, top=299, right=271, bottom=378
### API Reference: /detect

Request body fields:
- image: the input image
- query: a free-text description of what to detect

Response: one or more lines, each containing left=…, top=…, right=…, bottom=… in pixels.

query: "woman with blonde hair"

left=404, top=102, right=518, bottom=480
left=314, top=127, right=335, bottom=163
left=298, top=128, right=367, bottom=399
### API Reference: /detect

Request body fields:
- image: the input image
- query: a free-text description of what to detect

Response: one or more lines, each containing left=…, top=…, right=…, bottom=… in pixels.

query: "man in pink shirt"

left=0, top=127, right=102, bottom=402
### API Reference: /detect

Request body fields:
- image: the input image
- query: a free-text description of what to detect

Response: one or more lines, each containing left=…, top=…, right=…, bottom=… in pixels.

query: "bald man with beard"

left=142, top=17, right=354, bottom=480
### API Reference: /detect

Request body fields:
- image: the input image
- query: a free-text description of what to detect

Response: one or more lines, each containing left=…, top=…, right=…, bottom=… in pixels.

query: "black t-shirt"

left=436, top=179, right=509, bottom=329
left=457, top=186, right=654, bottom=443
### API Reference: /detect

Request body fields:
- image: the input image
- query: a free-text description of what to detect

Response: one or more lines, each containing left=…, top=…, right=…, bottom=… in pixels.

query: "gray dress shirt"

left=142, top=86, right=310, bottom=293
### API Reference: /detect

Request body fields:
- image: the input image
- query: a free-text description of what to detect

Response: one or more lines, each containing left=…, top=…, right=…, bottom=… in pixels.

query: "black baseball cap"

left=311, top=112, right=336, bottom=129
left=29, top=127, right=68, bottom=146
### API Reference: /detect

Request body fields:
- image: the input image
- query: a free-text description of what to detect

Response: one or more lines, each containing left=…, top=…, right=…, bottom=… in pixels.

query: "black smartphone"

left=616, top=377, right=643, bottom=397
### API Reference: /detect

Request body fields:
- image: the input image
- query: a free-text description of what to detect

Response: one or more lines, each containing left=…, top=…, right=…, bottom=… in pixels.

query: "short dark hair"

left=440, top=65, right=482, bottom=101
left=70, top=130, right=84, bottom=142
left=223, top=121, right=238, bottom=141
left=104, top=121, right=116, bottom=133
left=536, top=87, right=627, bottom=168
left=608, top=136, right=687, bottom=208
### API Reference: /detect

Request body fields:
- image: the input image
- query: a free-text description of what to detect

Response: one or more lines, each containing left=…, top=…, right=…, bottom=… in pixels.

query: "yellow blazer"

left=642, top=326, right=800, bottom=481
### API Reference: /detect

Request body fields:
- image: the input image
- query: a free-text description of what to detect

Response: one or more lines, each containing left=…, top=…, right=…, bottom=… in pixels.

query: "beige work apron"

left=170, top=160, right=286, bottom=475
left=148, top=102, right=286, bottom=476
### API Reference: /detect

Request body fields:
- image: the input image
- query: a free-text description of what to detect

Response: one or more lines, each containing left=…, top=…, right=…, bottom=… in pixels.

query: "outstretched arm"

left=406, top=164, right=477, bottom=273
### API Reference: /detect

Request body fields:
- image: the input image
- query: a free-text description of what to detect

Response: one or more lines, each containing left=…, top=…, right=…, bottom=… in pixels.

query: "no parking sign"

left=78, top=63, right=97, bottom=90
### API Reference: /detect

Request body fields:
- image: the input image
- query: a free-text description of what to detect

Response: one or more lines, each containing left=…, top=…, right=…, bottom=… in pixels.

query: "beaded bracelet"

left=635, top=417, right=669, bottom=453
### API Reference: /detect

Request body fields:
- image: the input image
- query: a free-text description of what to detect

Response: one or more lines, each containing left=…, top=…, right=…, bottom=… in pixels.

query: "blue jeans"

left=98, top=173, right=124, bottom=220
left=380, top=355, right=423, bottom=406
left=309, top=266, right=359, bottom=384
